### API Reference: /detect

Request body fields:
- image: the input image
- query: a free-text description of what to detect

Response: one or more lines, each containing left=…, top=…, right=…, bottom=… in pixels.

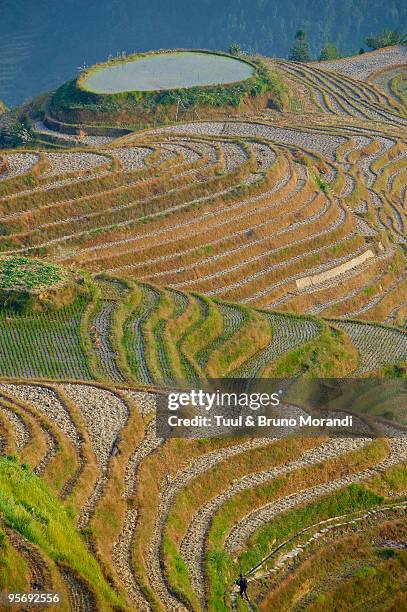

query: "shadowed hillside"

left=0, top=0, right=406, bottom=105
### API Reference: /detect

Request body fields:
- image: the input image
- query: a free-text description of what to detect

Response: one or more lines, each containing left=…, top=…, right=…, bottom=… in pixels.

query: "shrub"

left=319, top=43, right=341, bottom=60
left=289, top=29, right=311, bottom=62
left=314, top=173, right=328, bottom=192
left=366, top=30, right=406, bottom=50
left=0, top=114, right=33, bottom=147
left=355, top=566, right=378, bottom=578
left=229, top=43, right=242, bottom=55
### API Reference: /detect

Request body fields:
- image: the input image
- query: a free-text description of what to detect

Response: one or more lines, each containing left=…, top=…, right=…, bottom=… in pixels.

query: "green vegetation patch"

left=0, top=456, right=122, bottom=608
left=366, top=30, right=406, bottom=50
left=0, top=257, right=86, bottom=313
left=0, top=257, right=63, bottom=292
left=0, top=298, right=92, bottom=380
left=264, top=325, right=358, bottom=377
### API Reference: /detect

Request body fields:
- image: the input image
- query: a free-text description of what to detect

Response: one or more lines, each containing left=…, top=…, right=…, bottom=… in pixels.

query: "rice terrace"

left=0, top=10, right=407, bottom=611
left=81, top=52, right=255, bottom=93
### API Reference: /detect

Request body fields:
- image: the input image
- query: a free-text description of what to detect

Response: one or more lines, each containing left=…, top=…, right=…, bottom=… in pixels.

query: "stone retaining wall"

left=296, top=249, right=374, bottom=290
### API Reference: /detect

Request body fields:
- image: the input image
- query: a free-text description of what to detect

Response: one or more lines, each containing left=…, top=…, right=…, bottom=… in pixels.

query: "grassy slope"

left=259, top=517, right=407, bottom=611
left=205, top=440, right=388, bottom=610
left=0, top=456, right=123, bottom=610
left=0, top=528, right=29, bottom=593
left=263, top=324, right=359, bottom=377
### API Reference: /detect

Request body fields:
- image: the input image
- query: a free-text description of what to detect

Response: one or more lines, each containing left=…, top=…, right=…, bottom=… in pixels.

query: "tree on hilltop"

left=0, top=113, right=32, bottom=148
left=366, top=30, right=406, bottom=50
left=229, top=43, right=242, bottom=55
left=319, top=43, right=340, bottom=61
left=288, top=29, right=311, bottom=62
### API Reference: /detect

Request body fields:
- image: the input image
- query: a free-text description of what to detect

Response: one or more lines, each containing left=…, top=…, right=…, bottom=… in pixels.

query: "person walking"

left=238, top=573, right=249, bottom=601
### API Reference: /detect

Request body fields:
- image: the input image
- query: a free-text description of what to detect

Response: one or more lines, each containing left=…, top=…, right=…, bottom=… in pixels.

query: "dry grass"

left=49, top=386, right=100, bottom=515
left=259, top=517, right=407, bottom=611
left=206, top=307, right=271, bottom=376
left=90, top=391, right=145, bottom=607
left=0, top=391, right=49, bottom=472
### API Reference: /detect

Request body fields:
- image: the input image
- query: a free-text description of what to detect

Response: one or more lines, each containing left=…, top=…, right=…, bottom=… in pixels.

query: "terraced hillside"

left=0, top=46, right=406, bottom=611
left=0, top=275, right=405, bottom=384
left=0, top=381, right=406, bottom=611
left=0, top=48, right=405, bottom=324
left=0, top=276, right=405, bottom=609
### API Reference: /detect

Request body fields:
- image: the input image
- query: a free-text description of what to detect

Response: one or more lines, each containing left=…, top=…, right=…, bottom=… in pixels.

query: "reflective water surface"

left=82, top=52, right=254, bottom=93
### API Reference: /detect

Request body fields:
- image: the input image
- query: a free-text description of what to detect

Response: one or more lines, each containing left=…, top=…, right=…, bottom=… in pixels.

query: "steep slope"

left=0, top=45, right=406, bottom=612
left=0, top=274, right=405, bottom=384
left=0, top=382, right=405, bottom=611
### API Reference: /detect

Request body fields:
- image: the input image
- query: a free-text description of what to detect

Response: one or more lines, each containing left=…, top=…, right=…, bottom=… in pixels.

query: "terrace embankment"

left=40, top=50, right=284, bottom=132
left=0, top=45, right=406, bottom=610
left=0, top=382, right=406, bottom=610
